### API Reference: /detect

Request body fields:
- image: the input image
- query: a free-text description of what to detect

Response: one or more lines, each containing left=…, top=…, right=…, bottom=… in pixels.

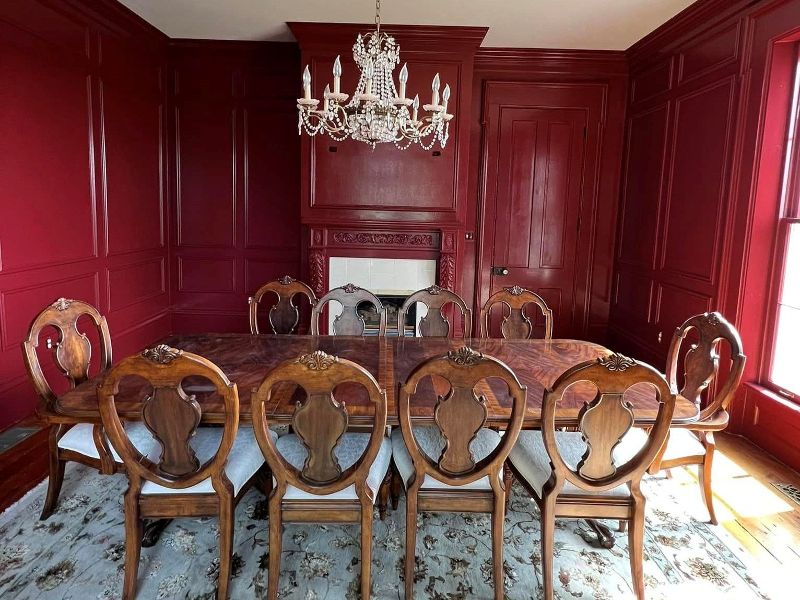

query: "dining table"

left=49, top=333, right=699, bottom=428
left=45, top=333, right=699, bottom=550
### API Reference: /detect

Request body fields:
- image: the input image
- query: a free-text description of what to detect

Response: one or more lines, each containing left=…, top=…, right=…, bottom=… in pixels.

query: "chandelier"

left=296, top=0, right=453, bottom=150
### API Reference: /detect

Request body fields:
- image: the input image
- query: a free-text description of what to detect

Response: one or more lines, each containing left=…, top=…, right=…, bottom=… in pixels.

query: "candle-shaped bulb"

left=442, top=83, right=451, bottom=111
left=323, top=84, right=330, bottom=111
left=332, top=55, right=342, bottom=94
left=302, top=65, right=311, bottom=100
left=431, top=73, right=440, bottom=106
left=398, top=63, right=408, bottom=100
left=364, top=61, right=374, bottom=95
left=412, top=94, right=419, bottom=121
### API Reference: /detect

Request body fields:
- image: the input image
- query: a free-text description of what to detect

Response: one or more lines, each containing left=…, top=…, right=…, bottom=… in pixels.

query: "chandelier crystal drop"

left=296, top=0, right=453, bottom=150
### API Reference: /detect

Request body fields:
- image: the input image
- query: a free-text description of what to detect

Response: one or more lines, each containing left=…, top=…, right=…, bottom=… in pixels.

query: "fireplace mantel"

left=308, top=225, right=458, bottom=298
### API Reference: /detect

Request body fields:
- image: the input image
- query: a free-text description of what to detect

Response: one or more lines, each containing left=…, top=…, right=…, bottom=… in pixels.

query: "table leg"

left=585, top=519, right=615, bottom=549
left=141, top=518, right=172, bottom=547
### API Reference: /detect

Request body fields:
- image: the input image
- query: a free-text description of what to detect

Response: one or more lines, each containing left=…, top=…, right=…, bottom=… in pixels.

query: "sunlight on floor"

left=666, top=447, right=795, bottom=521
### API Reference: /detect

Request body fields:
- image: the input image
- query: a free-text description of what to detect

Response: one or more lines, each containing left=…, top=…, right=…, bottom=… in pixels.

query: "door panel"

left=487, top=106, right=587, bottom=338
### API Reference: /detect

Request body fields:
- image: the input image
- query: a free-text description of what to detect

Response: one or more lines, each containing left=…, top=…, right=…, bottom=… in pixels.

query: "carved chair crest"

left=22, top=298, right=112, bottom=407
left=666, top=312, right=745, bottom=421
left=311, top=284, right=386, bottom=336
left=398, top=349, right=527, bottom=486
left=249, top=277, right=317, bottom=335
left=398, top=286, right=472, bottom=338
left=480, top=286, right=553, bottom=340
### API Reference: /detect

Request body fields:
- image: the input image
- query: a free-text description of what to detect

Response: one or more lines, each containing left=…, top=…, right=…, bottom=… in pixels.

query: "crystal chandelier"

left=296, top=0, right=453, bottom=150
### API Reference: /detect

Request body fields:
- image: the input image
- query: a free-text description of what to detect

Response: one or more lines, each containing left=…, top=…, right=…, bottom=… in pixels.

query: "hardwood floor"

left=0, top=424, right=797, bottom=595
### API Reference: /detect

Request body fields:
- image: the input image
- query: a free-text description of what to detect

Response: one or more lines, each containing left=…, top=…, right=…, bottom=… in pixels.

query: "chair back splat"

left=480, top=285, right=553, bottom=340
left=666, top=311, right=745, bottom=422
left=248, top=276, right=317, bottom=335
left=398, top=285, right=472, bottom=338
left=311, top=283, right=386, bottom=336
left=22, top=297, right=112, bottom=409
left=543, top=354, right=676, bottom=494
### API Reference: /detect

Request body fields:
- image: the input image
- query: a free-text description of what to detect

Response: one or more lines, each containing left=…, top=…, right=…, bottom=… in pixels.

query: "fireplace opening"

left=357, top=295, right=417, bottom=336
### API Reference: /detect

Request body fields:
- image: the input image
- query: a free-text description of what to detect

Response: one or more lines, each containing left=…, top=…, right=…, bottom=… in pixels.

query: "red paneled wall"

left=609, top=0, right=800, bottom=470
left=0, top=0, right=170, bottom=429
left=169, top=42, right=302, bottom=334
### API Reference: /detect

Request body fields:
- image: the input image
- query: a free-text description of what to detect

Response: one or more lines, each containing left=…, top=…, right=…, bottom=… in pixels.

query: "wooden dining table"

left=50, top=333, right=698, bottom=428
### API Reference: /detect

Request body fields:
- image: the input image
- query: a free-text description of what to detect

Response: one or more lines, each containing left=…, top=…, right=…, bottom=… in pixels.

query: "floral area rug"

left=0, top=463, right=776, bottom=599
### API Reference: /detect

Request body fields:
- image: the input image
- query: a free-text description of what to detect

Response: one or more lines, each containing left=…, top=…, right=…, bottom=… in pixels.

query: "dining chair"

left=397, top=284, right=472, bottom=337
left=21, top=298, right=150, bottom=520
left=393, top=346, right=526, bottom=599
left=310, top=283, right=386, bottom=336
left=248, top=275, right=317, bottom=334
left=98, top=344, right=270, bottom=600
left=251, top=350, right=391, bottom=600
left=645, top=312, right=746, bottom=524
left=480, top=285, right=553, bottom=339
left=507, top=353, right=676, bottom=600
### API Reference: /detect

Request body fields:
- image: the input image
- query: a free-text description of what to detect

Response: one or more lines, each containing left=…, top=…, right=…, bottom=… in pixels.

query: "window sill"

left=744, top=381, right=800, bottom=412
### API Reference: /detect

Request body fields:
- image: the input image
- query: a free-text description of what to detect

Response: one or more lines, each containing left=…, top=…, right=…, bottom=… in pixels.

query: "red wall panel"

left=169, top=42, right=302, bottom=332
left=0, top=0, right=170, bottom=429
left=611, top=0, right=800, bottom=470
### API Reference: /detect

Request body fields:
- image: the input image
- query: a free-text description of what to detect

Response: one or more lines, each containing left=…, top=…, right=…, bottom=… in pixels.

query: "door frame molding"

left=475, top=80, right=614, bottom=340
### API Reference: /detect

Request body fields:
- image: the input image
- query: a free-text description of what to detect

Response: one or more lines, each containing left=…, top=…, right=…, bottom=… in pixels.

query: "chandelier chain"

left=375, top=0, right=381, bottom=33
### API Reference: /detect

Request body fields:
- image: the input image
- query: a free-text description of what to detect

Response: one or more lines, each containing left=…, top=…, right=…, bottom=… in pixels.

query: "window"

left=767, top=47, right=800, bottom=400
left=769, top=220, right=800, bottom=398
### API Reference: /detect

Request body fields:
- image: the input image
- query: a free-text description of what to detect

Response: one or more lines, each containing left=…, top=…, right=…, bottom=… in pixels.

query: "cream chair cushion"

left=58, top=422, right=156, bottom=463
left=625, top=427, right=706, bottom=461
left=274, top=432, right=392, bottom=502
left=140, top=426, right=270, bottom=496
left=509, top=430, right=647, bottom=498
left=391, top=426, right=502, bottom=491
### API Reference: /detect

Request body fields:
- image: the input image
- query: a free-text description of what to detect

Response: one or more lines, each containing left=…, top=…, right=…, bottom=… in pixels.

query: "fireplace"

left=327, top=257, right=436, bottom=335
left=358, top=295, right=417, bottom=336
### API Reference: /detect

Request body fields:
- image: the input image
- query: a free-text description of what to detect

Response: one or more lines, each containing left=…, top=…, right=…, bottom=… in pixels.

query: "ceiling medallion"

left=296, top=0, right=453, bottom=150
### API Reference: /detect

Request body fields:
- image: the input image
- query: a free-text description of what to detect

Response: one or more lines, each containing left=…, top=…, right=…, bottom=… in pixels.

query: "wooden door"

left=483, top=103, right=588, bottom=338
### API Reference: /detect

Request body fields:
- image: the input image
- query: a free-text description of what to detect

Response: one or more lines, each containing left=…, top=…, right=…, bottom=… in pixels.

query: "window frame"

left=763, top=45, right=800, bottom=401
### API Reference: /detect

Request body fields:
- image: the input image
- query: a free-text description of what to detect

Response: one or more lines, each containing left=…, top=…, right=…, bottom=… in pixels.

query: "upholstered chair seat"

left=391, top=426, right=502, bottom=490
left=509, top=430, right=645, bottom=498
left=275, top=433, right=392, bottom=501
left=57, top=422, right=154, bottom=463
left=140, top=427, right=271, bottom=496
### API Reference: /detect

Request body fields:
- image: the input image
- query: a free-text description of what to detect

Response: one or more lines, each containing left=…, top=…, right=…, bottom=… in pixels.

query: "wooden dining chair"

left=646, top=312, right=746, bottom=524
left=393, top=346, right=526, bottom=599
left=397, top=284, right=472, bottom=337
left=480, top=285, right=553, bottom=339
left=310, top=283, right=386, bottom=336
left=21, top=297, right=150, bottom=520
left=98, top=345, right=270, bottom=600
left=507, top=353, right=676, bottom=600
left=248, top=275, right=317, bottom=334
left=251, top=350, right=391, bottom=600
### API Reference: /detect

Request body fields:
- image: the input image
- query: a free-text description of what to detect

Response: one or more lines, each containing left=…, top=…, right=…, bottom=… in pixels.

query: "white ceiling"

left=118, top=0, right=697, bottom=50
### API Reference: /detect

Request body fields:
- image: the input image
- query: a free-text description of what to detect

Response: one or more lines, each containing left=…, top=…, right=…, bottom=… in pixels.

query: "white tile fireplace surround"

left=328, top=257, right=437, bottom=334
